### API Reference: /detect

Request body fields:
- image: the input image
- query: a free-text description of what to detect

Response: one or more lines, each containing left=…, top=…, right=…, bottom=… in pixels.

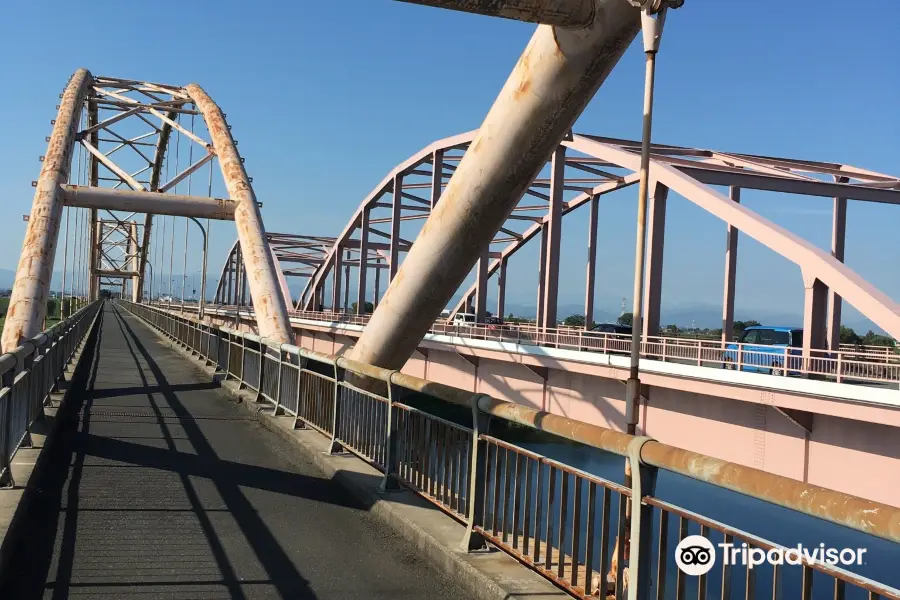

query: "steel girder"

left=282, top=131, right=900, bottom=347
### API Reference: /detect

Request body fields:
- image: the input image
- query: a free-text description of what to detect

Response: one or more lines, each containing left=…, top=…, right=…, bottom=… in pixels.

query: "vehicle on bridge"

left=723, top=325, right=805, bottom=375
left=590, top=323, right=632, bottom=354
left=453, top=312, right=477, bottom=327
left=591, top=323, right=632, bottom=335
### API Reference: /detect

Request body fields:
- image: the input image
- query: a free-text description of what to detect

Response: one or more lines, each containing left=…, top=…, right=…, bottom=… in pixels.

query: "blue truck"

left=723, top=325, right=805, bottom=375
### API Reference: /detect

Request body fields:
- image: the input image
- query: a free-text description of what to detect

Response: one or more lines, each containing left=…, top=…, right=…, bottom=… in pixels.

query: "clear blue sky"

left=0, top=1, right=897, bottom=328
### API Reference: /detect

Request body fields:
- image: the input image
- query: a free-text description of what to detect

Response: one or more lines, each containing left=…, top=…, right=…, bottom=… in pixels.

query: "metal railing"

left=0, top=299, right=101, bottom=487
left=121, top=300, right=900, bottom=600
left=172, top=302, right=900, bottom=386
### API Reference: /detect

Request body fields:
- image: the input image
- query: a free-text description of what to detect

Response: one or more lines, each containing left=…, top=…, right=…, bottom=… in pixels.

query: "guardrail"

left=0, top=299, right=101, bottom=487
left=122, top=300, right=900, bottom=600
left=168, top=302, right=900, bottom=386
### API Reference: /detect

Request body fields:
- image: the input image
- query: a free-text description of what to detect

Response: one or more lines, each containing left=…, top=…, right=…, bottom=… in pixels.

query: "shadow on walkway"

left=0, top=304, right=465, bottom=600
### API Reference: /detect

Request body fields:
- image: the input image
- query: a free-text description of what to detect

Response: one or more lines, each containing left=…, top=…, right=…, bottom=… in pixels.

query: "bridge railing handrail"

left=168, top=302, right=900, bottom=385
left=0, top=298, right=102, bottom=487
left=122, top=299, right=900, bottom=600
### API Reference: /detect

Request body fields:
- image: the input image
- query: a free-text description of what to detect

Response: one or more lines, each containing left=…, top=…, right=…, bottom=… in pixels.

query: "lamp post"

left=145, top=261, right=154, bottom=304
left=625, top=0, right=673, bottom=438
left=186, top=217, right=208, bottom=320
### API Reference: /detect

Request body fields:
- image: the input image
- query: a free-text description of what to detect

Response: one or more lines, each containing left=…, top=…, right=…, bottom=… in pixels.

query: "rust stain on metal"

left=185, top=83, right=293, bottom=345
left=641, top=442, right=900, bottom=543
left=2, top=68, right=93, bottom=353
left=394, top=0, right=595, bottom=28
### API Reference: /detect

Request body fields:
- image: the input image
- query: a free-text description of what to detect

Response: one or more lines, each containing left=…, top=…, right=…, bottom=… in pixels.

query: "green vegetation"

left=504, top=313, right=534, bottom=325
left=350, top=301, right=374, bottom=314
left=617, top=312, right=633, bottom=327
left=563, top=314, right=595, bottom=328
left=840, top=325, right=895, bottom=348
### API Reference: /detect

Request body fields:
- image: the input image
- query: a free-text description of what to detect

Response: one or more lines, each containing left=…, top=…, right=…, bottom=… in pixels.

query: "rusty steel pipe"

left=395, top=0, right=596, bottom=27
left=477, top=395, right=635, bottom=456
left=1, top=68, right=93, bottom=352
left=349, top=0, right=640, bottom=369
left=185, top=84, right=294, bottom=345
left=62, top=186, right=237, bottom=220
left=640, top=443, right=900, bottom=544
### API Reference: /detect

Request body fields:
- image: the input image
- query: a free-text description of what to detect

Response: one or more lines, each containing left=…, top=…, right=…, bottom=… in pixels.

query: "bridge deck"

left=0, top=304, right=468, bottom=600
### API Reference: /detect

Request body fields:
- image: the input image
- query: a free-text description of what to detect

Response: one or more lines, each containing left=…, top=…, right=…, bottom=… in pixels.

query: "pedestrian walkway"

left=0, top=303, right=470, bottom=599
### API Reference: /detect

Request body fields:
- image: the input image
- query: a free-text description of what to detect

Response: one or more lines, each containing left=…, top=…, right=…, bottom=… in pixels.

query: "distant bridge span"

left=214, top=131, right=900, bottom=363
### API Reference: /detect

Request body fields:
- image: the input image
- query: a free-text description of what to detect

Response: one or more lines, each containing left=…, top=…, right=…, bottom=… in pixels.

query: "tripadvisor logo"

left=675, top=536, right=868, bottom=576
left=675, top=536, right=716, bottom=576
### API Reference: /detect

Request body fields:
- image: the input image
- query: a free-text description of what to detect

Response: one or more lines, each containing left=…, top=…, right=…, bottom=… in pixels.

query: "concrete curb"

left=0, top=307, right=103, bottom=582
left=126, top=305, right=570, bottom=600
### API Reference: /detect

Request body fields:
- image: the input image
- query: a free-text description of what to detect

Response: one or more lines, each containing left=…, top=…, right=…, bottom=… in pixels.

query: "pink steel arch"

left=291, top=131, right=900, bottom=349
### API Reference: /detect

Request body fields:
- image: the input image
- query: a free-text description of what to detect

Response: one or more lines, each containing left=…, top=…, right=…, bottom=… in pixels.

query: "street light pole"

left=187, top=217, right=208, bottom=320
left=625, top=0, right=672, bottom=438
left=621, top=4, right=675, bottom=600
left=145, top=261, right=154, bottom=304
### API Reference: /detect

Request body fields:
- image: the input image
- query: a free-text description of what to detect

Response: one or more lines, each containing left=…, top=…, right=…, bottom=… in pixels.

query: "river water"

left=517, top=439, right=900, bottom=598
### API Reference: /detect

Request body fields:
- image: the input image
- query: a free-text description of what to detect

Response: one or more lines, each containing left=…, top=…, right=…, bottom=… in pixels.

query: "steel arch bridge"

left=211, top=130, right=900, bottom=354
left=1, top=70, right=294, bottom=352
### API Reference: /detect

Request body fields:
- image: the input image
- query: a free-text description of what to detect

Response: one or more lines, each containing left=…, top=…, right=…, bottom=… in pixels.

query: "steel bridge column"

left=332, top=250, right=342, bottom=312
left=497, top=258, right=507, bottom=321
left=89, top=217, right=100, bottom=300
left=2, top=69, right=93, bottom=352
left=131, top=222, right=140, bottom=302
left=584, top=194, right=599, bottom=330
left=373, top=266, right=381, bottom=309
left=357, top=209, right=370, bottom=314
left=186, top=84, right=293, bottom=344
left=803, top=275, right=828, bottom=366
left=541, top=146, right=565, bottom=329
left=347, top=2, right=640, bottom=368
left=642, top=182, right=667, bottom=338
left=431, top=150, right=444, bottom=209
left=721, top=186, right=740, bottom=343
left=343, top=251, right=351, bottom=313
left=390, top=174, right=403, bottom=281
left=535, top=225, right=548, bottom=326
left=234, top=247, right=243, bottom=306
left=827, top=179, right=848, bottom=351
left=87, top=97, right=100, bottom=302
left=475, top=249, right=489, bottom=322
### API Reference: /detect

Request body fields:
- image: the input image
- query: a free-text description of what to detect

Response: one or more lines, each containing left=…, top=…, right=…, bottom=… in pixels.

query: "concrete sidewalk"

left=0, top=303, right=470, bottom=599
